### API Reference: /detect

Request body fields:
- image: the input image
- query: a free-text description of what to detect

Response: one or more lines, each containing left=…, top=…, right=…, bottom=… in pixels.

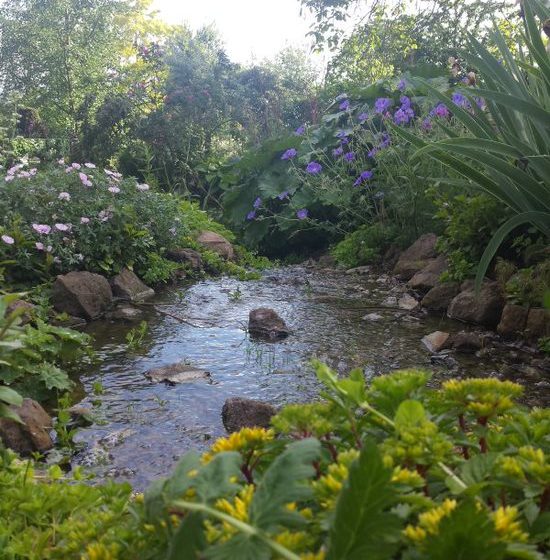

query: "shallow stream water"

left=73, top=265, right=549, bottom=490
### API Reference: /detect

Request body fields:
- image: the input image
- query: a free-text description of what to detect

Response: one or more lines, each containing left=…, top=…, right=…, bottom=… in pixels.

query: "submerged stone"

left=145, top=363, right=211, bottom=385
left=222, top=397, right=277, bottom=433
left=248, top=308, right=290, bottom=340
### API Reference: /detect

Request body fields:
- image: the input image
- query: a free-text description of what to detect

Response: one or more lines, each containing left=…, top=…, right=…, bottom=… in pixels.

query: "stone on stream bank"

left=222, top=397, right=277, bottom=433
left=421, top=331, right=450, bottom=353
left=6, top=299, right=36, bottom=324
left=0, top=399, right=53, bottom=455
left=197, top=231, right=235, bottom=261
left=145, top=363, right=211, bottom=385
left=497, top=304, right=529, bottom=339
left=107, top=305, right=144, bottom=322
left=52, top=271, right=113, bottom=320
left=166, top=248, right=203, bottom=270
left=447, top=280, right=505, bottom=328
left=248, top=308, right=290, bottom=340
left=393, top=233, right=438, bottom=280
left=421, top=282, right=460, bottom=312
left=408, top=255, right=448, bottom=293
left=112, top=268, right=155, bottom=302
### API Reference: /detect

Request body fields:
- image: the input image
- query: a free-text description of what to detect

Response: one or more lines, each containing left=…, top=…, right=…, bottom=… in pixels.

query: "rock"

left=51, top=271, right=113, bottom=320
left=111, top=268, right=155, bottom=301
left=145, top=363, right=211, bottom=385
left=317, top=254, right=336, bottom=267
left=382, top=296, right=398, bottom=306
left=525, top=308, right=550, bottom=341
left=6, top=299, right=35, bottom=324
left=167, top=248, right=203, bottom=270
left=248, top=308, right=290, bottom=340
left=398, top=293, right=419, bottom=311
left=0, top=399, right=53, bottom=455
left=421, top=282, right=460, bottom=313
left=421, top=331, right=450, bottom=352
left=448, top=331, right=483, bottom=353
left=382, top=244, right=402, bottom=271
left=67, top=405, right=93, bottom=427
left=107, top=305, right=144, bottom=322
left=346, top=265, right=371, bottom=275
left=197, top=231, right=235, bottom=261
left=50, top=315, right=88, bottom=329
left=363, top=313, right=384, bottom=321
left=408, top=255, right=448, bottom=293
left=430, top=351, right=458, bottom=369
left=222, top=397, right=277, bottom=433
left=393, top=233, right=438, bottom=280
left=447, top=280, right=505, bottom=327
left=497, top=304, right=529, bottom=338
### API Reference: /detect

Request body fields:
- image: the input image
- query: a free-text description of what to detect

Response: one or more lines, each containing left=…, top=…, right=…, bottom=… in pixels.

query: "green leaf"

left=394, top=400, right=426, bottom=430
left=327, top=439, right=400, bottom=560
left=168, top=511, right=207, bottom=560
left=249, top=438, right=321, bottom=531
left=193, top=452, right=242, bottom=504
left=0, top=385, right=23, bottom=407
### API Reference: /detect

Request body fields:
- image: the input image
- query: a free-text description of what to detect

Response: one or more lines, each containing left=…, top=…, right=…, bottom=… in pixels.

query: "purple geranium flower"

left=296, top=208, right=309, bottom=220
left=253, top=197, right=262, bottom=209
left=433, top=103, right=450, bottom=118
left=397, top=79, right=407, bottom=91
left=281, top=148, right=297, bottom=160
left=344, top=152, right=356, bottom=162
left=400, top=95, right=411, bottom=109
left=294, top=125, right=306, bottom=136
left=379, top=133, right=391, bottom=149
left=452, top=92, right=471, bottom=110
left=277, top=191, right=290, bottom=200
left=374, top=97, right=393, bottom=113
left=332, top=147, right=344, bottom=157
left=306, top=161, right=322, bottom=175
left=339, top=99, right=350, bottom=111
left=246, top=210, right=256, bottom=221
left=422, top=118, right=433, bottom=131
left=353, top=170, right=374, bottom=187
left=32, top=224, right=51, bottom=235
left=358, top=112, right=369, bottom=123
left=368, top=147, right=378, bottom=158
left=55, top=223, right=71, bottom=232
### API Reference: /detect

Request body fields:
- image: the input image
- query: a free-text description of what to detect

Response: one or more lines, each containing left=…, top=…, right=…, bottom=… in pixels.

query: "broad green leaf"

left=168, top=511, right=207, bottom=560
left=327, top=439, right=400, bottom=560
left=0, top=385, right=23, bottom=407
left=394, top=400, right=426, bottom=430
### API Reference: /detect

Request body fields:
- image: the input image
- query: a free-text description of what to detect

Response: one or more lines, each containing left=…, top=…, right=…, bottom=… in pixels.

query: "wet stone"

left=145, top=363, right=211, bottom=385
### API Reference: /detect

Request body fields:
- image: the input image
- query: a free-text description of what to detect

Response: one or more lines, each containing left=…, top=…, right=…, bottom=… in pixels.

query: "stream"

left=73, top=264, right=550, bottom=490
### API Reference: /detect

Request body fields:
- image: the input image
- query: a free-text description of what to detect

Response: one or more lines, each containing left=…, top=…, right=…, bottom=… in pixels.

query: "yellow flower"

left=391, top=466, right=424, bottom=487
left=404, top=499, right=457, bottom=542
left=493, top=506, right=528, bottom=543
left=403, top=524, right=427, bottom=542
left=82, top=543, right=120, bottom=560
left=300, top=551, right=325, bottom=560
left=499, top=456, right=525, bottom=480
left=215, top=484, right=254, bottom=523
left=202, top=428, right=274, bottom=463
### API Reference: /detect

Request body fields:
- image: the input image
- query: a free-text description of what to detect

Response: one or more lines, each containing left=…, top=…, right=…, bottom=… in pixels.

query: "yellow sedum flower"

left=82, top=543, right=121, bottom=560
left=202, top=427, right=274, bottom=463
left=493, top=506, right=528, bottom=543
left=300, top=551, right=326, bottom=560
left=313, top=449, right=358, bottom=510
left=391, top=466, right=425, bottom=487
left=403, top=499, right=457, bottom=542
left=206, top=485, right=255, bottom=543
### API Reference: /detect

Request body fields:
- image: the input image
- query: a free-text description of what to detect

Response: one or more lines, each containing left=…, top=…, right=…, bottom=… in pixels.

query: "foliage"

left=0, top=293, right=92, bottom=403
left=391, top=0, right=550, bottom=289
left=504, top=262, right=550, bottom=307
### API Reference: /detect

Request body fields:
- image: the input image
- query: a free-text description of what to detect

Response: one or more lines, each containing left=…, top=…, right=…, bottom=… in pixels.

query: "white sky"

left=150, top=0, right=316, bottom=64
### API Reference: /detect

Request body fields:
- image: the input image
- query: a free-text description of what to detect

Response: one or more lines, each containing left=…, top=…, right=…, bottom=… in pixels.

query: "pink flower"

left=4, top=175, right=15, bottom=182
left=29, top=168, right=37, bottom=176
left=7, top=164, right=22, bottom=175
left=137, top=183, right=150, bottom=191
left=54, top=223, right=70, bottom=232
left=18, top=171, right=31, bottom=179
left=84, top=162, right=96, bottom=168
left=58, top=192, right=71, bottom=201
left=71, top=162, right=81, bottom=169
left=35, top=242, right=45, bottom=251
left=80, top=217, right=90, bottom=224
left=65, top=167, right=73, bottom=174
left=57, top=158, right=65, bottom=165
left=108, top=186, right=120, bottom=194
left=79, top=172, right=92, bottom=187
left=1, top=235, right=14, bottom=245
left=32, top=224, right=51, bottom=235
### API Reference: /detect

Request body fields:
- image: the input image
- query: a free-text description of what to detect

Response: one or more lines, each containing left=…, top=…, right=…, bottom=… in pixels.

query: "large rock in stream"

left=166, top=248, right=203, bottom=270
left=497, top=304, right=529, bottom=339
left=408, top=255, right=448, bottom=293
left=111, top=268, right=155, bottom=301
left=197, top=231, right=235, bottom=261
left=421, top=282, right=460, bottom=313
left=248, top=308, right=290, bottom=340
left=222, top=397, right=277, bottom=433
left=52, top=271, right=113, bottom=320
left=0, top=399, right=53, bottom=455
left=447, top=280, right=505, bottom=328
left=393, top=233, right=438, bottom=280
left=145, top=363, right=211, bottom=385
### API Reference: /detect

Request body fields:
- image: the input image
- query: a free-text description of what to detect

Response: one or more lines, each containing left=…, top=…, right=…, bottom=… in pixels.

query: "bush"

left=4, top=364, right=548, bottom=558
left=0, top=162, right=245, bottom=285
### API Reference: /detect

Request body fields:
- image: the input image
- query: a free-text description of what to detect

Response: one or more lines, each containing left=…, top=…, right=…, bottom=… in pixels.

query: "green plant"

left=504, top=262, right=550, bottom=307
left=392, top=0, right=550, bottom=289
left=126, top=321, right=148, bottom=352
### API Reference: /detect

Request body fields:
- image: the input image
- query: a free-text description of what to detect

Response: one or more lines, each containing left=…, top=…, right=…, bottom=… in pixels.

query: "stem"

left=437, top=462, right=468, bottom=492
left=360, top=402, right=395, bottom=428
left=171, top=500, right=302, bottom=560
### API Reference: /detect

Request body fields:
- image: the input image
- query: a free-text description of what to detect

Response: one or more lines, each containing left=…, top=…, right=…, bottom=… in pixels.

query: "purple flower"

left=246, top=210, right=256, bottom=221
left=344, top=152, right=356, bottom=162
left=7, top=164, right=22, bottom=175
left=281, top=148, right=297, bottom=160
left=58, top=192, right=71, bottom=201
left=474, top=96, right=485, bottom=110
left=294, top=125, right=306, bottom=136
left=452, top=92, right=471, bottom=110
left=339, top=99, right=350, bottom=111
left=79, top=172, right=92, bottom=187
left=55, top=223, right=71, bottom=232
left=367, top=147, right=378, bottom=158
left=32, top=224, right=51, bottom=235
left=1, top=235, right=14, bottom=245
left=277, top=191, right=290, bottom=200
left=108, top=186, right=121, bottom=194
left=4, top=175, right=14, bottom=182
left=433, top=103, right=450, bottom=118
left=374, top=97, right=393, bottom=113
left=353, top=170, right=374, bottom=186
left=296, top=208, right=309, bottom=220
left=306, top=161, right=322, bottom=175
left=253, top=197, right=262, bottom=209
left=80, top=217, right=90, bottom=224
left=422, top=118, right=433, bottom=131
left=35, top=242, right=45, bottom=251
left=394, top=109, right=408, bottom=125
left=400, top=95, right=411, bottom=109
left=358, top=112, right=369, bottom=123
left=71, top=162, right=81, bottom=170
left=336, top=130, right=348, bottom=139
left=379, top=133, right=391, bottom=149
left=332, top=147, right=344, bottom=157
left=397, top=79, right=407, bottom=91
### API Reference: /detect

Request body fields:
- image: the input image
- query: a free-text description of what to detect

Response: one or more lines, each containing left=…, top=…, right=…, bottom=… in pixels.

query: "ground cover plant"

left=1, top=363, right=549, bottom=558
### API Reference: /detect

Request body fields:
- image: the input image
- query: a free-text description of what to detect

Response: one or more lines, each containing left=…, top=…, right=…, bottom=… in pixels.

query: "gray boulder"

left=525, top=308, right=550, bottom=341
left=112, top=268, right=154, bottom=301
left=408, top=255, right=448, bottom=293
left=248, top=308, right=290, bottom=340
left=497, top=304, right=529, bottom=338
left=393, top=233, right=438, bottom=280
left=422, top=282, right=460, bottom=313
left=197, top=231, right=235, bottom=261
left=51, top=271, right=112, bottom=320
left=166, top=248, right=203, bottom=270
left=222, top=397, right=277, bottom=433
left=447, top=280, right=505, bottom=327
left=421, top=331, right=450, bottom=353
left=145, top=363, right=211, bottom=385
left=0, top=399, right=53, bottom=455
